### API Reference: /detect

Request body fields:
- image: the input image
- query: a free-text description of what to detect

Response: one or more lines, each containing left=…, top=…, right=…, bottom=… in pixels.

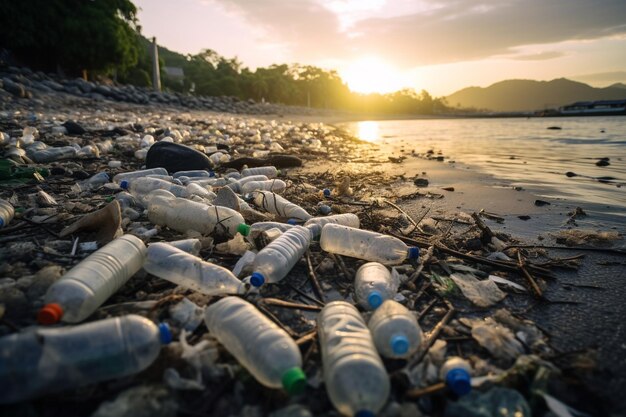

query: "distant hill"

left=445, top=78, right=626, bottom=112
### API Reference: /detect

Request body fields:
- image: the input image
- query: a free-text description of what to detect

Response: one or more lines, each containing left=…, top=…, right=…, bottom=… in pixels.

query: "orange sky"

left=134, top=0, right=626, bottom=96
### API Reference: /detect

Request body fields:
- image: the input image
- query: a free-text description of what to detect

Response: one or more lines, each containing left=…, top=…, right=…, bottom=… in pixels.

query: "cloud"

left=212, top=0, right=626, bottom=67
left=569, top=71, right=626, bottom=86
left=509, top=51, right=565, bottom=61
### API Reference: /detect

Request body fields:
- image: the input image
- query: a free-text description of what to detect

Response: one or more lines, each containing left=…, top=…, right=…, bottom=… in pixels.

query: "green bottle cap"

left=282, top=367, right=306, bottom=395
left=237, top=223, right=251, bottom=236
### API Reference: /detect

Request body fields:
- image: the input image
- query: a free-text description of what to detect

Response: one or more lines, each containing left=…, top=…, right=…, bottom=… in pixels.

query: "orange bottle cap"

left=38, top=303, right=63, bottom=325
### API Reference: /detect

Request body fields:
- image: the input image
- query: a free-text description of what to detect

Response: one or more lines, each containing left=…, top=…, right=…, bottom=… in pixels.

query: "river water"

left=343, top=116, right=626, bottom=225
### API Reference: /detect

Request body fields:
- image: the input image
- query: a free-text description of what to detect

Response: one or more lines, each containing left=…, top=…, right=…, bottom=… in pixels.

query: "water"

left=343, top=117, right=626, bottom=220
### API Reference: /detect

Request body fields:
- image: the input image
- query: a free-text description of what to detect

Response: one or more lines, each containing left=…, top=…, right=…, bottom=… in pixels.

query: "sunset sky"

left=134, top=0, right=626, bottom=96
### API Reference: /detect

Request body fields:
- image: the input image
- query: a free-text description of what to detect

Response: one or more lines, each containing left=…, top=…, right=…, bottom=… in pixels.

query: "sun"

left=340, top=57, right=407, bottom=94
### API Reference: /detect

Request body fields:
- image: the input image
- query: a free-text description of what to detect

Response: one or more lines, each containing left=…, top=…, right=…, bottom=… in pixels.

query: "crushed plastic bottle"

left=27, top=145, right=78, bottom=163
left=120, top=177, right=190, bottom=199
left=368, top=300, right=422, bottom=359
left=172, top=169, right=214, bottom=179
left=242, top=166, right=278, bottom=178
left=444, top=387, right=530, bottom=417
left=112, top=167, right=169, bottom=184
left=304, top=213, right=360, bottom=238
left=0, top=314, right=171, bottom=404
left=237, top=221, right=295, bottom=237
left=318, top=301, right=390, bottom=417
left=148, top=194, right=244, bottom=237
left=320, top=224, right=419, bottom=265
left=163, top=238, right=202, bottom=255
left=440, top=357, right=472, bottom=396
left=75, top=172, right=110, bottom=192
left=144, top=243, right=245, bottom=295
left=354, top=262, right=399, bottom=310
left=250, top=226, right=312, bottom=286
left=241, top=179, right=287, bottom=194
left=253, top=191, right=312, bottom=222
left=0, top=199, right=15, bottom=228
left=204, top=297, right=305, bottom=394
left=38, top=235, right=147, bottom=324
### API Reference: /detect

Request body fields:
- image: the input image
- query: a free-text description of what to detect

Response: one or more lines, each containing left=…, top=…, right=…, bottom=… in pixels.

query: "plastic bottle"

left=0, top=315, right=171, bottom=404
left=173, top=169, right=214, bottom=179
left=354, top=262, right=398, bottom=310
left=76, top=172, right=110, bottom=191
left=250, top=226, right=312, bottom=287
left=440, top=357, right=472, bottom=396
left=242, top=166, right=278, bottom=178
left=148, top=194, right=244, bottom=237
left=204, top=297, right=305, bottom=394
left=368, top=300, right=422, bottom=359
left=226, top=174, right=269, bottom=192
left=0, top=199, right=15, bottom=228
left=163, top=238, right=202, bottom=255
left=120, top=177, right=188, bottom=199
left=253, top=191, right=312, bottom=222
left=304, top=213, right=360, bottom=238
left=38, top=235, right=147, bottom=324
left=237, top=221, right=294, bottom=237
left=241, top=179, right=287, bottom=194
left=28, top=146, right=78, bottom=163
left=318, top=301, right=389, bottom=417
left=144, top=243, right=245, bottom=295
left=320, top=224, right=419, bottom=265
left=112, top=167, right=168, bottom=184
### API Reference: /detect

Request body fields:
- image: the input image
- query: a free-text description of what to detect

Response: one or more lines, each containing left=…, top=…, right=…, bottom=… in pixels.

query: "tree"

left=0, top=0, right=140, bottom=77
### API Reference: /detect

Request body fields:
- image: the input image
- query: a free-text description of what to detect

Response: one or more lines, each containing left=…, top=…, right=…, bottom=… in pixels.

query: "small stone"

left=62, top=120, right=87, bottom=135
left=534, top=199, right=550, bottom=206
left=595, top=158, right=610, bottom=167
left=441, top=187, right=455, bottom=192
left=414, top=178, right=429, bottom=187
left=518, top=215, right=531, bottom=220
left=465, top=238, right=483, bottom=251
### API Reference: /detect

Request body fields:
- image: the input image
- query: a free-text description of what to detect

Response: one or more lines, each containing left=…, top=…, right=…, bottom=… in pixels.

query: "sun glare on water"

left=340, top=57, right=407, bottom=94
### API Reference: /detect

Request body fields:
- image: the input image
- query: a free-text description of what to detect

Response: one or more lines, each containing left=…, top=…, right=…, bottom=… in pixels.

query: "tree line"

left=0, top=0, right=448, bottom=115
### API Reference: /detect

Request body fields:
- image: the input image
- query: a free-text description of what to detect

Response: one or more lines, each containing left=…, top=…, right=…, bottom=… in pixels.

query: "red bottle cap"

left=38, top=303, right=64, bottom=325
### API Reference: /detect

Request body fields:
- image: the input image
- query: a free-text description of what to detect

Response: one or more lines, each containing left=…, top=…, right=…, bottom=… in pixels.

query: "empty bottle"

left=0, top=315, right=171, bottom=404
left=318, top=301, right=389, bottom=417
left=28, top=146, right=77, bottom=163
left=0, top=199, right=15, bottom=228
left=226, top=174, right=268, bottom=192
left=144, top=243, right=245, bottom=295
left=237, top=221, right=294, bottom=237
left=368, top=300, right=422, bottom=359
left=204, top=297, right=305, bottom=394
left=242, top=166, right=278, bottom=178
left=38, top=235, right=146, bottom=324
left=320, top=224, right=419, bottom=265
left=162, top=238, right=202, bottom=255
left=112, top=167, right=168, bottom=184
left=173, top=169, right=214, bottom=179
left=76, top=172, right=110, bottom=191
left=304, top=213, right=360, bottom=238
left=241, top=179, right=287, bottom=194
left=354, top=262, right=398, bottom=310
left=148, top=194, right=244, bottom=237
left=253, top=191, right=312, bottom=222
left=440, top=357, right=472, bottom=396
left=250, top=226, right=312, bottom=287
left=120, top=176, right=188, bottom=199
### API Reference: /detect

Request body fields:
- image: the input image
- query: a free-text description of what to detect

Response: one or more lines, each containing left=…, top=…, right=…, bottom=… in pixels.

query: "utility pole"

left=152, top=37, right=161, bottom=92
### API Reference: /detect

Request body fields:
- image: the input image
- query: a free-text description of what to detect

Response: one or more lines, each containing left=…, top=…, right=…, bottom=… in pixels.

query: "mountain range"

left=445, top=78, right=626, bottom=112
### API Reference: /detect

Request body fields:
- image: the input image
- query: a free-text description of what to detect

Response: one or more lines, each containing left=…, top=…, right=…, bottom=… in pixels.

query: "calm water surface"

left=343, top=116, right=626, bottom=219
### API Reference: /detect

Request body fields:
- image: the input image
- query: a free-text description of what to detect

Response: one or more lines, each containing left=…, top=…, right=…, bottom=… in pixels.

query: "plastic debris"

left=449, top=273, right=506, bottom=307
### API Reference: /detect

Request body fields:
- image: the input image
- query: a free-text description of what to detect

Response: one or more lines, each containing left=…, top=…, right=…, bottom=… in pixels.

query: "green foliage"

left=0, top=0, right=140, bottom=76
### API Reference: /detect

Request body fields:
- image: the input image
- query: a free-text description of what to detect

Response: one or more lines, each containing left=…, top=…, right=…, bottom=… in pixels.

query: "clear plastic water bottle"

left=0, top=314, right=171, bottom=404
left=225, top=174, right=268, bottom=192
left=304, top=213, right=360, bottom=238
left=250, top=226, right=312, bottom=287
left=172, top=169, right=214, bottom=179
left=148, top=194, right=244, bottom=237
left=440, top=357, right=472, bottom=396
left=28, top=146, right=77, bottom=163
left=0, top=199, right=15, bottom=228
left=318, top=301, right=389, bottom=417
left=120, top=177, right=188, bottom=199
left=368, top=300, right=422, bottom=359
left=76, top=172, right=110, bottom=191
left=161, top=238, right=202, bottom=255
left=242, top=166, right=278, bottom=178
left=39, top=235, right=146, bottom=324
left=320, top=224, right=419, bottom=265
left=204, top=297, right=305, bottom=394
left=354, top=262, right=398, bottom=310
left=237, top=221, right=295, bottom=237
left=241, top=179, right=286, bottom=194
left=144, top=243, right=245, bottom=295
left=112, top=167, right=168, bottom=184
left=253, top=191, right=312, bottom=222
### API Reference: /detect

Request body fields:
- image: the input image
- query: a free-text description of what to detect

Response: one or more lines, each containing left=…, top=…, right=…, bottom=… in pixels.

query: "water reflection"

left=356, top=121, right=380, bottom=142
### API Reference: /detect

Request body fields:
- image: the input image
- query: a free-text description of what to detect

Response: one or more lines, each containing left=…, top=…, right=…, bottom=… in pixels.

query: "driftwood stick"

left=406, top=303, right=456, bottom=369
left=384, top=199, right=417, bottom=227
left=305, top=250, right=326, bottom=303
left=262, top=297, right=321, bottom=311
left=504, top=244, right=626, bottom=256
left=405, top=382, right=446, bottom=399
left=287, top=283, right=325, bottom=307
left=256, top=302, right=298, bottom=338
left=471, top=211, right=495, bottom=239
left=517, top=251, right=544, bottom=298
left=295, top=329, right=317, bottom=346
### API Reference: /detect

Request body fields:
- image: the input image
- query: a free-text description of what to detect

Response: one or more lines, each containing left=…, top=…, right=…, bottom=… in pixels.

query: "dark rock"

left=518, top=215, right=531, bottom=221
left=565, top=171, right=577, bottom=177
left=72, top=170, right=91, bottom=180
left=547, top=126, right=562, bottom=130
left=49, top=167, right=67, bottom=176
left=146, top=141, right=214, bottom=173
left=441, top=187, right=455, bottom=192
left=2, top=78, right=25, bottom=98
left=464, top=238, right=483, bottom=251
left=414, top=178, right=429, bottom=187
left=534, top=199, right=550, bottom=206
left=63, top=121, right=86, bottom=135
left=596, top=158, right=610, bottom=167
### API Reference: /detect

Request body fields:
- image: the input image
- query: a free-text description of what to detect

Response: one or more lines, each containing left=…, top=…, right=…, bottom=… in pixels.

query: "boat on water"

left=559, top=99, right=626, bottom=116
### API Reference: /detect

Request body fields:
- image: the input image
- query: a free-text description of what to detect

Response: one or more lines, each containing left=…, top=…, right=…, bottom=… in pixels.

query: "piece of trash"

left=60, top=200, right=123, bottom=245
left=488, top=275, right=527, bottom=292
left=91, top=384, right=178, bottom=417
left=468, top=317, right=525, bottom=361
left=553, top=229, right=621, bottom=247
left=449, top=273, right=506, bottom=307
left=445, top=387, right=531, bottom=417
left=169, top=298, right=204, bottom=332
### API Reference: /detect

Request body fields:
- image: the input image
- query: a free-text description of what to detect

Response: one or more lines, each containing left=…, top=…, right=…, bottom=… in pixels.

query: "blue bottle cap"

left=209, top=170, right=215, bottom=177
left=287, top=218, right=298, bottom=225
left=367, top=291, right=383, bottom=309
left=250, top=272, right=265, bottom=287
left=407, top=247, right=420, bottom=259
left=158, top=323, right=173, bottom=345
left=120, top=180, right=129, bottom=189
left=0, top=218, right=4, bottom=228
left=391, top=334, right=410, bottom=355
left=355, top=410, right=375, bottom=417
left=319, top=205, right=332, bottom=215
left=323, top=188, right=331, bottom=197
left=446, top=368, right=471, bottom=396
